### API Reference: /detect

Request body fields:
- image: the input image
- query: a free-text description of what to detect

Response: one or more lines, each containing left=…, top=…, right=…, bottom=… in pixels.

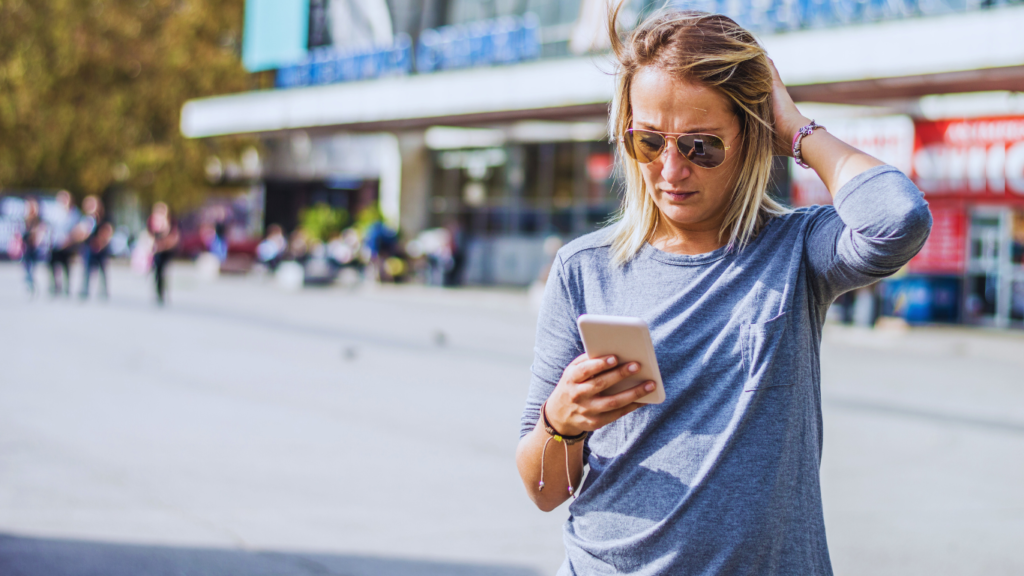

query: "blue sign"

left=416, top=14, right=541, bottom=74
left=275, top=14, right=542, bottom=89
left=276, top=33, right=413, bottom=89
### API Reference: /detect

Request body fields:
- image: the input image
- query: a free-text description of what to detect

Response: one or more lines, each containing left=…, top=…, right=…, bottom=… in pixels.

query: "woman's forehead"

left=630, top=67, right=736, bottom=133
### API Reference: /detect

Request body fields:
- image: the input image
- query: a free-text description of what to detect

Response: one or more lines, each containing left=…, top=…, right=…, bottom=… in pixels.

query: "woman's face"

left=629, top=67, right=742, bottom=236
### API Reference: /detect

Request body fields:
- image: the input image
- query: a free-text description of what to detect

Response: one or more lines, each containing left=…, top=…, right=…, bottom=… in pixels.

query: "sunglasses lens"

left=676, top=134, right=727, bottom=168
left=625, top=130, right=665, bottom=164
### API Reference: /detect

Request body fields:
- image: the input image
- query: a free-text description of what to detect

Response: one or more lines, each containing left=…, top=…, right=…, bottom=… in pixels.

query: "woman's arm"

left=516, top=353, right=655, bottom=511
left=94, top=223, right=114, bottom=251
left=768, top=59, right=932, bottom=301
left=769, top=59, right=885, bottom=196
left=517, top=253, right=655, bottom=511
left=516, top=416, right=587, bottom=512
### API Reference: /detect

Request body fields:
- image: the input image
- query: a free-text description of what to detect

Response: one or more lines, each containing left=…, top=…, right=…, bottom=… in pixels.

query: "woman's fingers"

left=583, top=361, right=640, bottom=394
left=593, top=380, right=656, bottom=412
left=553, top=357, right=654, bottom=433
left=766, top=56, right=811, bottom=156
left=593, top=401, right=644, bottom=428
left=568, top=355, right=618, bottom=384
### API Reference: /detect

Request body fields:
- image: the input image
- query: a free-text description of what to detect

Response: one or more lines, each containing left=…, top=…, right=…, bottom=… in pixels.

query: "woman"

left=516, top=8, right=931, bottom=576
left=19, top=198, right=46, bottom=294
left=48, top=190, right=80, bottom=297
left=77, top=195, right=113, bottom=300
left=148, top=202, right=180, bottom=305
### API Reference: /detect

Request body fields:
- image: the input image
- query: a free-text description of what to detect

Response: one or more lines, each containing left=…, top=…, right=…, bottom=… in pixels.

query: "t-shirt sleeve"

left=803, top=165, right=933, bottom=304
left=519, top=253, right=585, bottom=439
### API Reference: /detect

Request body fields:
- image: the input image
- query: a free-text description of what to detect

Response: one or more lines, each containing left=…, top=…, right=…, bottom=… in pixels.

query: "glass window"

left=428, top=139, right=617, bottom=239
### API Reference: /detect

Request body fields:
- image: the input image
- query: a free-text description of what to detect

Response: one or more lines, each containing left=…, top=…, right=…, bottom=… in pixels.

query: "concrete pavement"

left=0, top=260, right=1022, bottom=575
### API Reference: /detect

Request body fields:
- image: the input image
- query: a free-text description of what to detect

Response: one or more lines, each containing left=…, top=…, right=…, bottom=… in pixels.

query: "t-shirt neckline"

left=640, top=241, right=732, bottom=266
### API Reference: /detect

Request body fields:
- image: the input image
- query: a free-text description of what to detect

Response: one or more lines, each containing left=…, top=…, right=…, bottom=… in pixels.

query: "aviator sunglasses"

left=621, top=128, right=731, bottom=169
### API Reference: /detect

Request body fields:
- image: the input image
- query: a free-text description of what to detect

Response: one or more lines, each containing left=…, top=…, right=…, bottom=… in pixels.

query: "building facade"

left=182, top=0, right=1024, bottom=321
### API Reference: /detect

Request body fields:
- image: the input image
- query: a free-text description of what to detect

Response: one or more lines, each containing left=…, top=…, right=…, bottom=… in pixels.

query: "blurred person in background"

left=443, top=219, right=464, bottom=287
left=516, top=8, right=931, bottom=576
left=75, top=195, right=113, bottom=300
left=326, top=233, right=348, bottom=268
left=148, top=202, right=179, bottom=305
left=47, top=190, right=79, bottom=297
left=211, top=221, right=228, bottom=262
left=199, top=220, right=229, bottom=263
left=329, top=227, right=365, bottom=283
left=363, top=219, right=398, bottom=282
left=287, top=229, right=309, bottom=263
left=412, top=227, right=452, bottom=286
left=256, top=223, right=287, bottom=271
left=341, top=228, right=363, bottom=268
left=19, top=198, right=46, bottom=294
left=198, top=220, right=229, bottom=263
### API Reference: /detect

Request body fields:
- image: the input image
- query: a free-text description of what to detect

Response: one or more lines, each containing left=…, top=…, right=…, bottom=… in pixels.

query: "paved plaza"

left=1, top=261, right=1022, bottom=575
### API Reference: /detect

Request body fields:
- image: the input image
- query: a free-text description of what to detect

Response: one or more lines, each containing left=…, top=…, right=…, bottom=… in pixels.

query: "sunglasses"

left=621, top=129, right=731, bottom=169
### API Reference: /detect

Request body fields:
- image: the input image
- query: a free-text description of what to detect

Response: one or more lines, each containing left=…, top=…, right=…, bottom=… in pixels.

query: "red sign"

left=907, top=205, right=966, bottom=274
left=791, top=116, right=915, bottom=207
left=913, top=117, right=1024, bottom=200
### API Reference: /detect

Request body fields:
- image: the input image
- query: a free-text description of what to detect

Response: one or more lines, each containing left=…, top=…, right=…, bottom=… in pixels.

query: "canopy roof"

left=182, top=6, right=1024, bottom=138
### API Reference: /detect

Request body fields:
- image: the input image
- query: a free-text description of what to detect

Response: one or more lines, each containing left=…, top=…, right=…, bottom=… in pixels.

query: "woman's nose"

left=659, top=143, right=692, bottom=182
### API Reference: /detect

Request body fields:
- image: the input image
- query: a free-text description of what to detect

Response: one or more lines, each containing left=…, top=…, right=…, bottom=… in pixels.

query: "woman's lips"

left=662, top=190, right=697, bottom=201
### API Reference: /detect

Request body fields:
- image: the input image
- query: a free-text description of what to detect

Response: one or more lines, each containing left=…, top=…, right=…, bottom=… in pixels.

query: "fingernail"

left=606, top=356, right=616, bottom=365
left=629, top=363, right=639, bottom=372
left=645, top=382, right=655, bottom=392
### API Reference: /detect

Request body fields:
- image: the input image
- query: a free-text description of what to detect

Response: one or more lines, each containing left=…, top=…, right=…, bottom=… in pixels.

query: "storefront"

left=912, top=116, right=1024, bottom=328
left=422, top=123, right=618, bottom=285
left=183, top=1, right=1024, bottom=289
left=792, top=113, right=1024, bottom=328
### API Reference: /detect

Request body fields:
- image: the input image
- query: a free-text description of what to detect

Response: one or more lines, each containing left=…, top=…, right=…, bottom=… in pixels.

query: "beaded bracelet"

left=538, top=401, right=588, bottom=498
left=792, top=120, right=825, bottom=169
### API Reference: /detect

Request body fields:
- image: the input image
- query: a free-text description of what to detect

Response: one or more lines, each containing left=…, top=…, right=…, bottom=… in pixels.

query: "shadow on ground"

left=0, top=534, right=541, bottom=576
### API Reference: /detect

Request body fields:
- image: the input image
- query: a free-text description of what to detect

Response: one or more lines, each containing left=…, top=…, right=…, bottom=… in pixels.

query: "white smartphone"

left=576, top=314, right=666, bottom=404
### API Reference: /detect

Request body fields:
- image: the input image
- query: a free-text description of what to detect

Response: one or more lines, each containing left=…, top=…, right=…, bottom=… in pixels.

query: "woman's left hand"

left=767, top=58, right=812, bottom=157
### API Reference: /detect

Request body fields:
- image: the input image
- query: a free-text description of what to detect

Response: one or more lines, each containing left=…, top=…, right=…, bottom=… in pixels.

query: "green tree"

left=299, top=203, right=347, bottom=243
left=0, top=0, right=252, bottom=210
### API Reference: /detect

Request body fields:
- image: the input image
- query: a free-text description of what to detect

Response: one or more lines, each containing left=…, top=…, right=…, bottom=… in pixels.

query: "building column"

left=381, top=130, right=431, bottom=238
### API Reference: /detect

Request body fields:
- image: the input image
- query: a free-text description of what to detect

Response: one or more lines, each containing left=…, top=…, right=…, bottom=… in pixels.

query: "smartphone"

left=576, top=314, right=666, bottom=404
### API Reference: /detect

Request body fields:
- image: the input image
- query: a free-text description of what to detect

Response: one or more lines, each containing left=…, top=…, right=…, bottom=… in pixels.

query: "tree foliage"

left=299, top=203, right=348, bottom=243
left=0, top=0, right=250, bottom=210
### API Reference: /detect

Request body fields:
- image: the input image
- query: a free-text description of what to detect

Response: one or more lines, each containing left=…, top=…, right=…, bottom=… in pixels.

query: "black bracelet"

left=540, top=401, right=588, bottom=445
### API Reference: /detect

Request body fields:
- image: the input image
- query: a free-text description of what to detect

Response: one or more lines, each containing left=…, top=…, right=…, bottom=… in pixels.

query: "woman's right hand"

left=545, top=353, right=656, bottom=436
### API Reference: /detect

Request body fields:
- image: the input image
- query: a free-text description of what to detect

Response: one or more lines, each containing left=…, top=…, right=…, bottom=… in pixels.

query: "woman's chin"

left=658, top=206, right=711, bottom=228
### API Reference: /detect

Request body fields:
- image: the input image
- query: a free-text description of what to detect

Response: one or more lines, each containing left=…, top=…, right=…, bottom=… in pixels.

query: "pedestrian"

left=19, top=198, right=46, bottom=294
left=363, top=219, right=397, bottom=281
left=148, top=202, right=179, bottom=305
left=48, top=190, right=80, bottom=296
left=256, top=223, right=287, bottom=271
left=516, top=7, right=932, bottom=576
left=76, top=195, right=113, bottom=300
left=287, top=229, right=309, bottom=263
left=442, top=219, right=464, bottom=287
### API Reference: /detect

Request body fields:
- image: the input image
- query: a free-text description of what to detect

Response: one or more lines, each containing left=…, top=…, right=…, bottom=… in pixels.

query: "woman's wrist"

left=541, top=399, right=586, bottom=437
left=783, top=115, right=813, bottom=156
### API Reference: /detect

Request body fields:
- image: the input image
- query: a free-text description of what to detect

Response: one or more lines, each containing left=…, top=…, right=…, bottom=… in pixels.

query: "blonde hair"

left=607, top=5, right=788, bottom=264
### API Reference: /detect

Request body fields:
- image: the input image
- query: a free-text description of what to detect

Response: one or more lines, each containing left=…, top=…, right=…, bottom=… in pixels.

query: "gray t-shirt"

left=520, top=165, right=932, bottom=576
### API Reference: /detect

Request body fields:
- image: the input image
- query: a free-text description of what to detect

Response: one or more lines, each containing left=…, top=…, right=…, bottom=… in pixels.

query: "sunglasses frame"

left=620, top=128, right=732, bottom=169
